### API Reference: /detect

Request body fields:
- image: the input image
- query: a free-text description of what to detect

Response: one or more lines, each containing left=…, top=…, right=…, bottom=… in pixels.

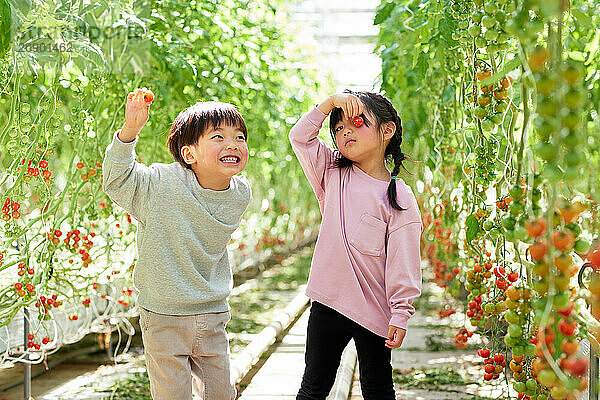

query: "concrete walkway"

left=237, top=306, right=356, bottom=400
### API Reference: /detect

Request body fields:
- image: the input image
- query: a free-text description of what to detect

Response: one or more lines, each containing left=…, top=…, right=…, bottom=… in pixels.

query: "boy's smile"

left=181, top=124, right=249, bottom=190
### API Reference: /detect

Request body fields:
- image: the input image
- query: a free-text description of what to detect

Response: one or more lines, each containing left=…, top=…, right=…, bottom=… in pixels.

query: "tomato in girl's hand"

left=352, top=116, right=364, bottom=128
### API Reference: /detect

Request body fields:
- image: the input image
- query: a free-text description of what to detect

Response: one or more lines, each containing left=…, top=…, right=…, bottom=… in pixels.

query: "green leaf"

left=374, top=2, right=395, bottom=25
left=441, top=84, right=455, bottom=104
left=415, top=51, right=429, bottom=79
left=0, top=0, right=11, bottom=57
left=571, top=7, right=593, bottom=29
left=465, top=214, right=480, bottom=243
left=426, top=156, right=436, bottom=171
left=437, top=16, right=456, bottom=44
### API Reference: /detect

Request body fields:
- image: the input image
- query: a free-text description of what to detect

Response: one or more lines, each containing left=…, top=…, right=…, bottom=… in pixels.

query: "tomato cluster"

left=454, top=327, right=473, bottom=348
left=1, top=197, right=21, bottom=221
left=25, top=333, right=51, bottom=351
left=34, top=293, right=63, bottom=320
left=481, top=352, right=506, bottom=381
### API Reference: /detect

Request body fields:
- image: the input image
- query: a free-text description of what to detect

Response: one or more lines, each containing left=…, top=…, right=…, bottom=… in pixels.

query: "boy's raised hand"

left=119, top=88, right=154, bottom=143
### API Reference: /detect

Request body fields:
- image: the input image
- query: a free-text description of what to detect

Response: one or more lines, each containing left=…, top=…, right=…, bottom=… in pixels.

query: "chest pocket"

left=349, top=213, right=387, bottom=257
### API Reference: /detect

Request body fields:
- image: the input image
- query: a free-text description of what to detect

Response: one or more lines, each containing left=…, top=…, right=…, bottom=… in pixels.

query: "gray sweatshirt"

left=102, top=132, right=251, bottom=315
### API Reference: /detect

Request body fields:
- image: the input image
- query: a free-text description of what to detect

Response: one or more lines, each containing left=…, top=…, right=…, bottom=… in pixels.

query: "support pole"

left=591, top=347, right=598, bottom=400
left=24, top=308, right=31, bottom=400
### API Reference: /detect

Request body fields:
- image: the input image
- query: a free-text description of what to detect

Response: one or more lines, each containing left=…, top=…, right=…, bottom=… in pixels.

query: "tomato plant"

left=377, top=0, right=599, bottom=397
left=0, top=0, right=322, bottom=364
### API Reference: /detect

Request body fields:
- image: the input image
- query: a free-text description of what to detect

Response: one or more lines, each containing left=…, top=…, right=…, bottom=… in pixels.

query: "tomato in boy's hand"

left=352, top=116, right=364, bottom=128
left=139, top=87, right=154, bottom=104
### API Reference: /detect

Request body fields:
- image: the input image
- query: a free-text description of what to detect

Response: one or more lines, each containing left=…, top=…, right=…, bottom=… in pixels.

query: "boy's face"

left=182, top=124, right=248, bottom=183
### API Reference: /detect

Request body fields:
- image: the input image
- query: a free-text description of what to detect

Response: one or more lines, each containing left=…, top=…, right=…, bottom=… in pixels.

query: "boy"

left=102, top=88, right=251, bottom=400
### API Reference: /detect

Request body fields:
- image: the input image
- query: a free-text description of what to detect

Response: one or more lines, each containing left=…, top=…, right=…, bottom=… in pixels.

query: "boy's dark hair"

left=167, top=101, right=247, bottom=169
left=329, top=90, right=413, bottom=211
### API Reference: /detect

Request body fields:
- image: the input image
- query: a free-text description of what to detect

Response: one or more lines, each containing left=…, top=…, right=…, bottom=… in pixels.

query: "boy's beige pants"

left=139, top=308, right=236, bottom=400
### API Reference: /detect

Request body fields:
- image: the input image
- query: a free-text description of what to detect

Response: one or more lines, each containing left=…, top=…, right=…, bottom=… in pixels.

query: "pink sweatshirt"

left=289, top=107, right=423, bottom=337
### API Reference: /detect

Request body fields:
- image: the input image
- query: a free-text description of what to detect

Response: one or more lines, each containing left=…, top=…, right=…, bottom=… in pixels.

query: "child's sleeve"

left=288, top=107, right=336, bottom=201
left=102, top=131, right=160, bottom=224
left=385, top=197, right=424, bottom=330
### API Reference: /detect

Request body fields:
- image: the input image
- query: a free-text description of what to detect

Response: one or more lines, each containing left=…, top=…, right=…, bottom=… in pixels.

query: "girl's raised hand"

left=317, top=93, right=364, bottom=118
left=121, top=88, right=154, bottom=141
left=330, top=93, right=364, bottom=119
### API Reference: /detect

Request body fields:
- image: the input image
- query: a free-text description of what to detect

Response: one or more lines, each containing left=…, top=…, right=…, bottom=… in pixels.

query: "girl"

left=289, top=90, right=423, bottom=400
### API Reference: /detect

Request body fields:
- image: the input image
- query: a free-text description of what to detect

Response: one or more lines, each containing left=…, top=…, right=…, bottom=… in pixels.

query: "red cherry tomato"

left=352, top=116, right=364, bottom=128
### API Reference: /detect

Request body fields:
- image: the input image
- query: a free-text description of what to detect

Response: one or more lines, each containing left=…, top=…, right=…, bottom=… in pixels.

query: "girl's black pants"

left=296, top=301, right=396, bottom=400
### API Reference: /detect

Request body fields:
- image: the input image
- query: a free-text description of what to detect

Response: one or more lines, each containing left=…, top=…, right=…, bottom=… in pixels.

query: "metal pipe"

left=591, top=346, right=598, bottom=400
left=24, top=308, right=31, bottom=400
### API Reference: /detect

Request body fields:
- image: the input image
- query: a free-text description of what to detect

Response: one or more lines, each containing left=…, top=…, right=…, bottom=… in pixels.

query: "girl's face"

left=333, top=111, right=387, bottom=164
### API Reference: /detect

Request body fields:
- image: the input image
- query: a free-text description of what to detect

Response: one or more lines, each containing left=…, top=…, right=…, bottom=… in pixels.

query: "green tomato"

left=514, top=226, right=528, bottom=242
left=472, top=10, right=484, bottom=23
left=484, top=28, right=499, bottom=41
left=537, top=77, right=555, bottom=96
left=561, top=111, right=581, bottom=129
left=487, top=43, right=499, bottom=53
left=481, top=15, right=496, bottom=28
left=512, top=345, right=525, bottom=357
left=537, top=369, right=557, bottom=387
left=563, top=88, right=585, bottom=109
left=504, top=18, right=519, bottom=34
left=481, top=119, right=495, bottom=132
left=526, top=378, right=538, bottom=391
left=535, top=142, right=555, bottom=162
left=505, top=1, right=516, bottom=13
left=513, top=382, right=527, bottom=393
left=489, top=113, right=503, bottom=125
left=504, top=333, right=518, bottom=347
left=509, top=185, right=522, bottom=200
left=525, top=343, right=536, bottom=356
left=574, top=239, right=591, bottom=254
left=525, top=387, right=537, bottom=397
left=484, top=1, right=498, bottom=14
left=537, top=98, right=557, bottom=117
left=489, top=227, right=500, bottom=239
left=495, top=101, right=508, bottom=114
left=468, top=24, right=482, bottom=37
left=564, top=165, right=579, bottom=181
left=554, top=292, right=570, bottom=309
left=505, top=310, right=520, bottom=324
left=494, top=10, right=507, bottom=23
left=508, top=324, right=523, bottom=338
left=502, top=215, right=516, bottom=230
left=565, top=222, right=582, bottom=238
left=565, top=150, right=584, bottom=166
left=563, top=131, right=582, bottom=149
left=509, top=202, right=524, bottom=217
left=474, top=106, right=488, bottom=120
left=482, top=220, right=494, bottom=231
left=475, top=36, right=488, bottom=48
